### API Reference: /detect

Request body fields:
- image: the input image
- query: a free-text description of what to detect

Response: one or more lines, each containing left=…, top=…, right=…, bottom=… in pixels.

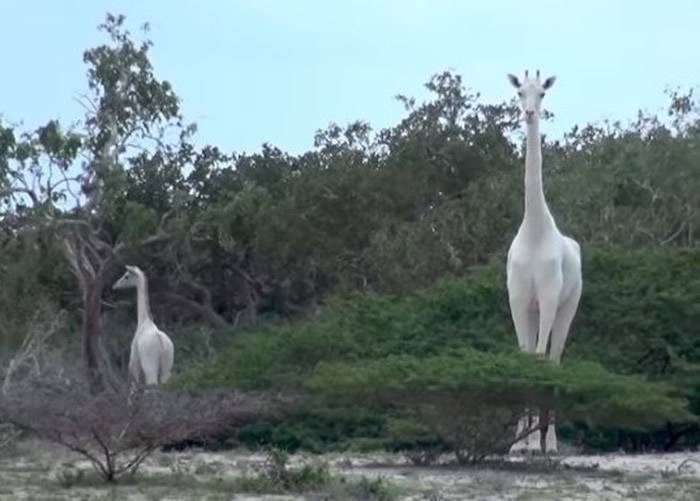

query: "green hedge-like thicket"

left=177, top=247, right=700, bottom=453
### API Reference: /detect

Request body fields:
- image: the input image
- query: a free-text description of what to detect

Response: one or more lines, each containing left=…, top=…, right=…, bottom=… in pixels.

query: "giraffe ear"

left=542, top=76, right=556, bottom=90
left=507, top=74, right=521, bottom=88
left=125, top=265, right=136, bottom=273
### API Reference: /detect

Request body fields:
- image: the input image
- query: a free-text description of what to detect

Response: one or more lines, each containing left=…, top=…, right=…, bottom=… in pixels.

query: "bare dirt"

left=1, top=439, right=700, bottom=500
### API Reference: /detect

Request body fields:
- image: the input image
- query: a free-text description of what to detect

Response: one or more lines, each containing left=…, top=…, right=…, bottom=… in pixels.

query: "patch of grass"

left=348, top=476, right=398, bottom=500
left=257, top=447, right=332, bottom=491
left=26, top=452, right=402, bottom=500
left=39, top=470, right=286, bottom=496
left=652, top=479, right=700, bottom=499
left=514, top=489, right=549, bottom=501
left=420, top=489, right=446, bottom=501
left=40, top=468, right=400, bottom=500
left=52, top=462, right=85, bottom=488
left=226, top=474, right=278, bottom=493
left=0, top=462, right=49, bottom=474
left=323, top=475, right=399, bottom=501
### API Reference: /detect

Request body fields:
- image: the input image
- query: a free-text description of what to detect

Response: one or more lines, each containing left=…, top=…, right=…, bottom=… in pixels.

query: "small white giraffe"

left=506, top=70, right=582, bottom=455
left=113, top=265, right=174, bottom=386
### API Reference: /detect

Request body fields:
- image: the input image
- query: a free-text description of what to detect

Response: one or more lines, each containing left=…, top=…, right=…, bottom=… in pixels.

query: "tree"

left=0, top=14, right=192, bottom=389
left=309, top=350, right=691, bottom=463
left=1, top=373, right=284, bottom=481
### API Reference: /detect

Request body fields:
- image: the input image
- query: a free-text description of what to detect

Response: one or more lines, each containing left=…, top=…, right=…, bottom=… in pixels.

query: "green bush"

left=180, top=246, right=700, bottom=392
left=310, top=349, right=690, bottom=427
left=178, top=246, right=700, bottom=453
left=562, top=247, right=700, bottom=449
left=569, top=247, right=700, bottom=378
left=308, top=349, right=690, bottom=462
left=176, top=261, right=512, bottom=391
left=235, top=409, right=386, bottom=453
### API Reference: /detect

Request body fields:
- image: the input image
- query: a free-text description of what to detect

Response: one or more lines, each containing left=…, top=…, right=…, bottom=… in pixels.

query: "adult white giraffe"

left=506, top=70, right=582, bottom=455
left=113, top=265, right=174, bottom=386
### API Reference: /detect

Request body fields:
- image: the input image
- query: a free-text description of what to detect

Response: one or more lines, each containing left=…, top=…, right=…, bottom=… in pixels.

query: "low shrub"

left=309, top=349, right=691, bottom=463
left=0, top=373, right=287, bottom=482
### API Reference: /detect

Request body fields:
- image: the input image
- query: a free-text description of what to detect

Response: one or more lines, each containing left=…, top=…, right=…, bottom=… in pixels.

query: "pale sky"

left=1, top=1, right=699, bottom=154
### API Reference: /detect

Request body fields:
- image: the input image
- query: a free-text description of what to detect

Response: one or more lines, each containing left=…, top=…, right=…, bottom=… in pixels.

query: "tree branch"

left=158, top=292, right=228, bottom=328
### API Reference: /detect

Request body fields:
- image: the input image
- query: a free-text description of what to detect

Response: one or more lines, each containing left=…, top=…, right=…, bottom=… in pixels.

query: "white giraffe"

left=113, top=265, right=174, bottom=386
left=506, top=70, right=582, bottom=455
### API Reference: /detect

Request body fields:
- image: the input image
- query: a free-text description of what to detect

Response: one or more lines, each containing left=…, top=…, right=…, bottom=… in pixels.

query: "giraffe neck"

left=522, top=118, right=553, bottom=235
left=136, top=276, right=153, bottom=327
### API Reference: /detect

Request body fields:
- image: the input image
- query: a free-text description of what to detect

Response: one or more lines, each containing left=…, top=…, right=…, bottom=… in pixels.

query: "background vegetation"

left=1, top=14, right=699, bottom=459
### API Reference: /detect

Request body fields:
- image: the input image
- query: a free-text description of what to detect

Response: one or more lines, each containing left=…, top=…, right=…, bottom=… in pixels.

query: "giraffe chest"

left=508, top=272, right=540, bottom=311
left=507, top=242, right=565, bottom=309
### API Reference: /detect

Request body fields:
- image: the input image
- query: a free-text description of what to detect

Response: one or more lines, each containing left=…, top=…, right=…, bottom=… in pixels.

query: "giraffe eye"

left=539, top=92, right=545, bottom=98
left=518, top=91, right=524, bottom=98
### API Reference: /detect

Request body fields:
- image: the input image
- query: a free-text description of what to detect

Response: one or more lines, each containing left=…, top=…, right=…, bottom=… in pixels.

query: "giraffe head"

left=113, top=265, right=144, bottom=290
left=507, top=70, right=556, bottom=125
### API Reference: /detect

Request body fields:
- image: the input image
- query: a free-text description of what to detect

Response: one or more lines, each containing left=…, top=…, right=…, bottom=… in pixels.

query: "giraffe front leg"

left=527, top=410, right=543, bottom=454
left=535, top=297, right=559, bottom=356
left=509, top=408, right=543, bottom=455
left=510, top=411, right=532, bottom=454
left=507, top=296, right=539, bottom=455
left=534, top=268, right=563, bottom=356
left=544, top=410, right=558, bottom=455
left=544, top=287, right=581, bottom=455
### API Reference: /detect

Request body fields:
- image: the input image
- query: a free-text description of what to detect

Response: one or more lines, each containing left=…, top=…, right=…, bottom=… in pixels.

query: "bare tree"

left=1, top=302, right=67, bottom=449
left=1, top=302, right=66, bottom=396
left=0, top=372, right=289, bottom=481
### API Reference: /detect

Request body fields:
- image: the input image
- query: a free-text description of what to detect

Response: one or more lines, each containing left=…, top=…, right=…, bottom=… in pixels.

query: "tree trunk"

left=61, top=232, right=121, bottom=392
left=664, top=423, right=699, bottom=451
left=82, top=276, right=105, bottom=393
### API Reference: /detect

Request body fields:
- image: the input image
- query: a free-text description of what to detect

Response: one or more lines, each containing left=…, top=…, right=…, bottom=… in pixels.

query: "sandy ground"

left=1, top=440, right=700, bottom=500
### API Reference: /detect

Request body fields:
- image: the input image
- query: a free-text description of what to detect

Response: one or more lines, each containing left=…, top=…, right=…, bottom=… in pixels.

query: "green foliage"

left=568, top=248, right=700, bottom=377
left=178, top=246, right=698, bottom=454
left=2, top=11, right=700, bottom=455
left=385, top=417, right=445, bottom=465
left=343, top=476, right=398, bottom=501
left=232, top=455, right=397, bottom=500
left=307, top=346, right=691, bottom=461
left=119, top=201, right=159, bottom=242
left=6, top=18, right=700, bottom=334
left=309, top=350, right=689, bottom=428
left=83, top=14, right=180, bottom=143
left=233, top=408, right=388, bottom=453
left=214, top=448, right=333, bottom=494
left=258, top=448, right=331, bottom=492
left=176, top=262, right=512, bottom=390
left=0, top=233, right=72, bottom=350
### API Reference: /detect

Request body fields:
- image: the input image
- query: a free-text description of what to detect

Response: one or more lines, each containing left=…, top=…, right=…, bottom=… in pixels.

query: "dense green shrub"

left=178, top=246, right=699, bottom=453
left=176, top=261, right=512, bottom=391
left=569, top=247, right=700, bottom=377
left=181, top=246, right=700, bottom=387
left=308, top=349, right=689, bottom=462
left=234, top=409, right=386, bottom=453
left=310, top=350, right=689, bottom=427
left=562, top=247, right=700, bottom=450
left=2, top=14, right=699, bottom=459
